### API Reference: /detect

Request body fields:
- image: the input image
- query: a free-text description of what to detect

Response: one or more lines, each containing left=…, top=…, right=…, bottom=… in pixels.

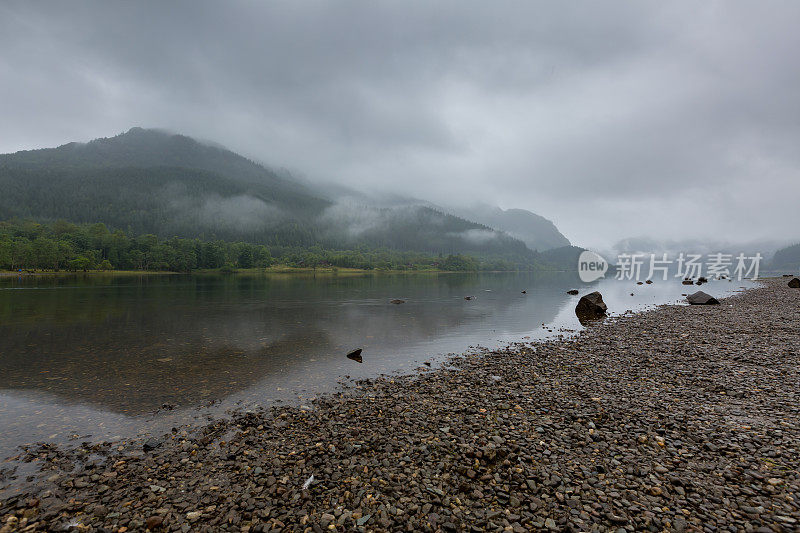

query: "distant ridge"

left=450, top=204, right=570, bottom=252
left=0, top=128, right=535, bottom=259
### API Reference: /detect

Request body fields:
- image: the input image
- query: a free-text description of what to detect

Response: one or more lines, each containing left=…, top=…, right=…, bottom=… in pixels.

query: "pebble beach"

left=1, top=277, right=799, bottom=532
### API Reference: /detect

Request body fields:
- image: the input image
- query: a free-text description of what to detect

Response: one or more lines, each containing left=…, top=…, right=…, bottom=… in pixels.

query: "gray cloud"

left=1, top=1, right=799, bottom=248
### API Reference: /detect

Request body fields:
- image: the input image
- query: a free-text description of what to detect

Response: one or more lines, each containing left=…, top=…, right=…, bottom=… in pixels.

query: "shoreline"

left=0, top=267, right=563, bottom=280
left=0, top=267, right=525, bottom=278
left=1, top=278, right=798, bottom=531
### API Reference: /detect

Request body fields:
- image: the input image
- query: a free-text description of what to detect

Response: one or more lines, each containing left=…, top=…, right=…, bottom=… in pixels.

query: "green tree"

left=69, top=256, right=93, bottom=271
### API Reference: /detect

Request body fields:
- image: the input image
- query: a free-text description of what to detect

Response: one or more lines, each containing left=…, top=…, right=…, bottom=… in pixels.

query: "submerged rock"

left=464, top=296, right=474, bottom=300
left=346, top=349, right=363, bottom=363
left=566, top=289, right=579, bottom=295
left=575, top=291, right=607, bottom=321
left=788, top=278, right=800, bottom=288
left=682, top=280, right=694, bottom=285
left=143, top=438, right=162, bottom=453
left=686, top=291, right=720, bottom=305
left=390, top=299, right=406, bottom=304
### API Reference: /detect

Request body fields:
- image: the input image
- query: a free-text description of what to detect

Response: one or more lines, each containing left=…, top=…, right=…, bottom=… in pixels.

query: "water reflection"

left=0, top=271, right=752, bottom=458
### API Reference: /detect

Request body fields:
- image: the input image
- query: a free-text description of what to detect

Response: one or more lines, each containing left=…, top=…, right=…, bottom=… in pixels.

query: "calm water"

left=0, top=271, right=752, bottom=461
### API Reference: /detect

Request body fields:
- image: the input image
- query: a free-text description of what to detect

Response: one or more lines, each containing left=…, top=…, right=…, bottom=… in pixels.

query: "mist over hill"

left=770, top=243, right=800, bottom=272
left=316, top=185, right=571, bottom=252
left=449, top=204, right=570, bottom=252
left=0, top=128, right=558, bottom=262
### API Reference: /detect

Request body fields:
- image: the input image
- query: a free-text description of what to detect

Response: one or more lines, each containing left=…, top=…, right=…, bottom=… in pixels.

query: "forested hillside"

left=771, top=243, right=800, bottom=271
left=450, top=204, right=570, bottom=251
left=0, top=128, right=536, bottom=262
left=0, top=220, right=520, bottom=272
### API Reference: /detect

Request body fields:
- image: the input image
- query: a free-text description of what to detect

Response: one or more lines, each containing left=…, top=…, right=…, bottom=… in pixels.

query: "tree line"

left=0, top=220, right=525, bottom=273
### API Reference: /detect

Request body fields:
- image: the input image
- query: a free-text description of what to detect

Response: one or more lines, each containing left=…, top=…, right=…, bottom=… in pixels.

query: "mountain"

left=316, top=185, right=572, bottom=253
left=449, top=204, right=570, bottom=252
left=0, top=128, right=533, bottom=259
left=535, top=245, right=585, bottom=270
left=607, top=236, right=791, bottom=269
left=770, top=243, right=800, bottom=272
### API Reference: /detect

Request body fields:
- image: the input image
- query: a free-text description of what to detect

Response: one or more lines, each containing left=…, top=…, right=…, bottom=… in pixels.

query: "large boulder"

left=575, top=291, right=607, bottom=320
left=789, top=278, right=800, bottom=288
left=686, top=291, right=720, bottom=305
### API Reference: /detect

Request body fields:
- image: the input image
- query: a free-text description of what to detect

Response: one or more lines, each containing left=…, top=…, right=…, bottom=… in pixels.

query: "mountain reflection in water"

left=0, top=271, right=751, bottom=458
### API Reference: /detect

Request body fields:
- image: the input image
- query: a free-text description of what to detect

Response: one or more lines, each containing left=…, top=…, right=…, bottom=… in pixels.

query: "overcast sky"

left=1, top=1, right=798, bottom=248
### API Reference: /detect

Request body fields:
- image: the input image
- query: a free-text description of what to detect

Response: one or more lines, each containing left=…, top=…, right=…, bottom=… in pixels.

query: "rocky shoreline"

left=2, top=278, right=799, bottom=532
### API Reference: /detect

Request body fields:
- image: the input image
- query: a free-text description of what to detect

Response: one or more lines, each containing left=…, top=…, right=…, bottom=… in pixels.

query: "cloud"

left=1, top=1, right=799, bottom=247
left=318, top=202, right=388, bottom=239
left=448, top=229, right=500, bottom=246
left=167, top=190, right=283, bottom=232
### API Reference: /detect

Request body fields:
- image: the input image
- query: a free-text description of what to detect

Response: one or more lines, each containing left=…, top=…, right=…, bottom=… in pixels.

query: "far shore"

left=1, top=265, right=555, bottom=278
left=0, top=269, right=178, bottom=278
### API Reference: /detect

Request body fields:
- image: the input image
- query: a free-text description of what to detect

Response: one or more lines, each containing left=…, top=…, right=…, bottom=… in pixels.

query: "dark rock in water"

left=143, top=438, right=162, bottom=452
left=686, top=291, right=720, bottom=305
left=630, top=293, right=634, bottom=296
left=423, top=362, right=431, bottom=367
left=390, top=299, right=406, bottom=304
left=346, top=349, right=363, bottom=363
left=521, top=290, right=527, bottom=294
left=788, top=278, right=800, bottom=288
left=645, top=280, right=653, bottom=284
left=682, top=280, right=694, bottom=285
left=566, top=289, right=579, bottom=295
left=464, top=296, right=474, bottom=300
left=575, top=291, right=607, bottom=321
left=698, top=276, right=708, bottom=283
left=783, top=274, right=793, bottom=277
left=636, top=281, right=643, bottom=285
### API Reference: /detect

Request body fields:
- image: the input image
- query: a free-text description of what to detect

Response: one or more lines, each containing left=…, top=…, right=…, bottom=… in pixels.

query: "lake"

left=0, top=271, right=752, bottom=461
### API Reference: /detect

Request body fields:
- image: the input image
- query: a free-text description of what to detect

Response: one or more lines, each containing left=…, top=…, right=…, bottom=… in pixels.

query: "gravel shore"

left=2, top=278, right=799, bottom=532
